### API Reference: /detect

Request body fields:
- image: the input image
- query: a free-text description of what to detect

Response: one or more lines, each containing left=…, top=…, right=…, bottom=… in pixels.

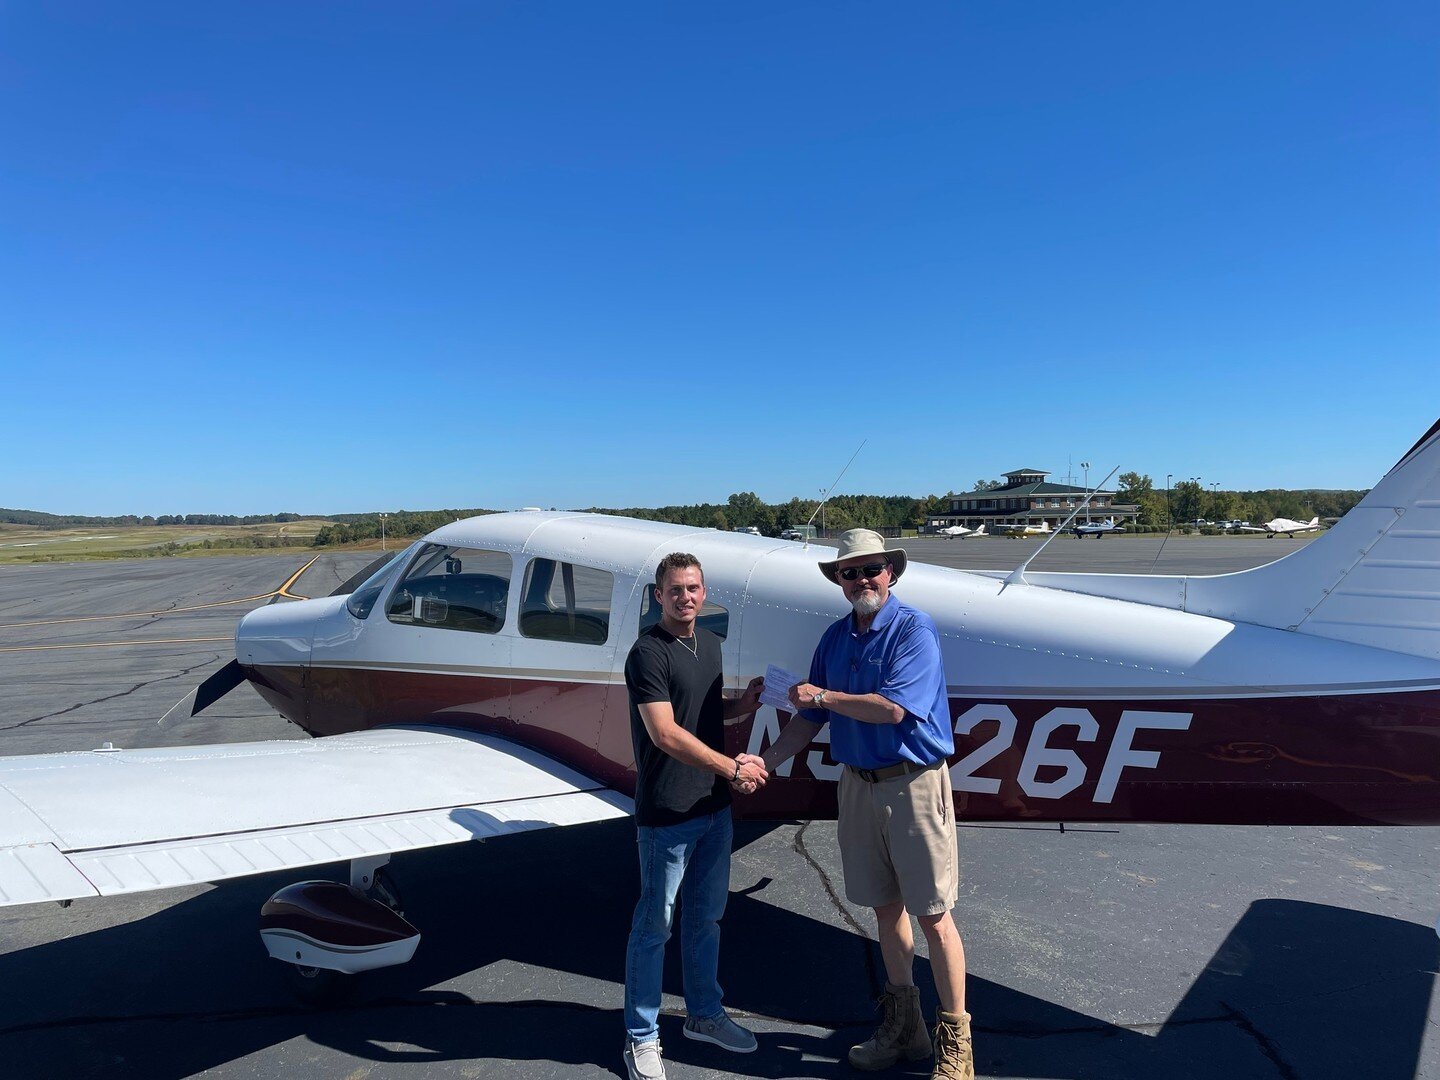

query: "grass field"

left=0, top=520, right=367, bottom=564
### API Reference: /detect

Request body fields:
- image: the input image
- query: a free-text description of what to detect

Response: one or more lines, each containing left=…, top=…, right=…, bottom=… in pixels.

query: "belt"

left=848, top=759, right=939, bottom=784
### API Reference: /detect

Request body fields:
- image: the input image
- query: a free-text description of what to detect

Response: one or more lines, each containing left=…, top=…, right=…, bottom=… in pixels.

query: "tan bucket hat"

left=818, top=528, right=908, bottom=584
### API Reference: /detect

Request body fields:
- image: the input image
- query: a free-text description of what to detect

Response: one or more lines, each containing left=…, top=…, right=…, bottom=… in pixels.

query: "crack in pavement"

left=0, top=656, right=223, bottom=732
left=791, top=820, right=884, bottom=998
left=1220, top=1001, right=1302, bottom=1080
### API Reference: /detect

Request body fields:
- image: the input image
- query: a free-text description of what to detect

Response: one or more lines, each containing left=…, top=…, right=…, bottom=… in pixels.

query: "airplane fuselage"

left=237, top=514, right=1440, bottom=827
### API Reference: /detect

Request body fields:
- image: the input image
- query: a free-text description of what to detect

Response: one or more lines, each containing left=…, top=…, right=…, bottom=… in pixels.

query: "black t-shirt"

left=624, top=624, right=732, bottom=827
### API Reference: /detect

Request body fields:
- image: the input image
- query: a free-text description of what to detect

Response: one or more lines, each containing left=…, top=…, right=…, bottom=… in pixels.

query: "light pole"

left=380, top=513, right=387, bottom=551
left=1165, top=473, right=1173, bottom=532
left=818, top=489, right=825, bottom=535
left=1081, top=461, right=1091, bottom=524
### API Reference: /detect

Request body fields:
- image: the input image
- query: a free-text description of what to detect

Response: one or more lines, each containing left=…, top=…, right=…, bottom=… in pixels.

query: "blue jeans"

left=623, top=807, right=733, bottom=1044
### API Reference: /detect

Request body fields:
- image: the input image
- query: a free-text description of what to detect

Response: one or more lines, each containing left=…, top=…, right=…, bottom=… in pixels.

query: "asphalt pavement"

left=0, top=540, right=1436, bottom=1080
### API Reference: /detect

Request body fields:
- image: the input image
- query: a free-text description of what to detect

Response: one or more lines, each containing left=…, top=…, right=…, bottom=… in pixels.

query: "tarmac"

left=1, top=537, right=1437, bottom=1080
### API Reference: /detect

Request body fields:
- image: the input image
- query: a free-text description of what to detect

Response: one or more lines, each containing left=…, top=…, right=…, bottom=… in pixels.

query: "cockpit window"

left=638, top=591, right=729, bottom=641
left=386, top=544, right=511, bottom=634
left=519, top=559, right=613, bottom=644
left=344, top=549, right=410, bottom=620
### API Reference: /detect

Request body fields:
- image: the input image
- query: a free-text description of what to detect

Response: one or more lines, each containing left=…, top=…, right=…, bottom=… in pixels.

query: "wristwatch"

left=813, top=689, right=828, bottom=705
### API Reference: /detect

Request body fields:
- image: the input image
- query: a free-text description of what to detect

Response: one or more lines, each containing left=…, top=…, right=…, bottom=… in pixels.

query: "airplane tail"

left=1029, top=419, right=1440, bottom=661
left=1185, top=419, right=1440, bottom=658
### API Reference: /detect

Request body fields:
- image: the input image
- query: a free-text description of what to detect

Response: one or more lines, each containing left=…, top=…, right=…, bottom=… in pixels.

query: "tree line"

left=3, top=478, right=1373, bottom=549
left=1115, top=474, right=1367, bottom=528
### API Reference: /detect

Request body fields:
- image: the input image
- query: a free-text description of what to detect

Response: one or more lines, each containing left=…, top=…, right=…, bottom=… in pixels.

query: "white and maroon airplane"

left=2, top=421, right=1438, bottom=996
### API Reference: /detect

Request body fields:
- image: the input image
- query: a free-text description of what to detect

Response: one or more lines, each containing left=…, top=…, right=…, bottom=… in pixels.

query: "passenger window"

left=386, top=544, right=511, bottom=635
left=519, top=559, right=613, bottom=644
left=638, top=591, right=729, bottom=641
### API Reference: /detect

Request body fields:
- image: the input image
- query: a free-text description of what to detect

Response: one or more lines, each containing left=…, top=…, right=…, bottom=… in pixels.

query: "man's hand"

left=737, top=676, right=764, bottom=714
left=731, top=753, right=768, bottom=793
left=788, top=682, right=827, bottom=710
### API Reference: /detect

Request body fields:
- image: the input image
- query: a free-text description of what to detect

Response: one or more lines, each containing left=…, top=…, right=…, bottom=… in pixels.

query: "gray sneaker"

left=683, top=1011, right=758, bottom=1053
left=623, top=1039, right=666, bottom=1080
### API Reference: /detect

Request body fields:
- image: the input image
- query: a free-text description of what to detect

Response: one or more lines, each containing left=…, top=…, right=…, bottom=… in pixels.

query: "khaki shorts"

left=836, top=761, right=958, bottom=915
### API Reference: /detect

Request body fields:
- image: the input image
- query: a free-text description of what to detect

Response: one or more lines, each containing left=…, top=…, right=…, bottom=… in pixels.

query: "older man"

left=762, top=529, right=973, bottom=1079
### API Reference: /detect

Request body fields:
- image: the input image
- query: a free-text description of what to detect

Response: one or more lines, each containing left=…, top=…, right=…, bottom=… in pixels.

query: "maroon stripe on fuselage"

left=244, top=664, right=1440, bottom=826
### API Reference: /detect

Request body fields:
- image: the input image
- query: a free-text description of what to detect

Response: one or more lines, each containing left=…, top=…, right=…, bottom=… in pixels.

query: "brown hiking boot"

left=931, top=1009, right=975, bottom=1080
left=848, top=982, right=931, bottom=1071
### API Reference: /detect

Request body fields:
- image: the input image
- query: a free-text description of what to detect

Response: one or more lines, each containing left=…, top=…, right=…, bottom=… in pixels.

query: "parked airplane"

left=1072, top=517, right=1125, bottom=539
left=940, top=524, right=987, bottom=539
left=1239, top=515, right=1323, bottom=538
left=999, top=521, right=1051, bottom=538
left=2, top=420, right=1439, bottom=998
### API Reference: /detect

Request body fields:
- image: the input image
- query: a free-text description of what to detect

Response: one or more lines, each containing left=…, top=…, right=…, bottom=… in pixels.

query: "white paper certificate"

left=760, top=664, right=803, bottom=712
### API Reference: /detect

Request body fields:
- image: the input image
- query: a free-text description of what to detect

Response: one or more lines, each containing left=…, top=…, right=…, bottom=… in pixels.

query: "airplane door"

left=507, top=556, right=619, bottom=772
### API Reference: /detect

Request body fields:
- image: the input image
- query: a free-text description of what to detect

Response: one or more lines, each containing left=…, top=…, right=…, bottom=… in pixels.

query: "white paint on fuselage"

left=238, top=512, right=1440, bottom=705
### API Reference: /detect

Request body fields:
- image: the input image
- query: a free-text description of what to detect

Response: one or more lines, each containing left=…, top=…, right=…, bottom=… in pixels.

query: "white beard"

left=851, top=592, right=884, bottom=617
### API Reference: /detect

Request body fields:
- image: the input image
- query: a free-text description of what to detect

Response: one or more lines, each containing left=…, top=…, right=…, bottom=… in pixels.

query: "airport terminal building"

left=926, top=469, right=1140, bottom=533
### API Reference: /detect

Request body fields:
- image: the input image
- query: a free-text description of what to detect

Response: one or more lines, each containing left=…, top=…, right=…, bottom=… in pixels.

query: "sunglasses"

left=837, top=561, right=889, bottom=582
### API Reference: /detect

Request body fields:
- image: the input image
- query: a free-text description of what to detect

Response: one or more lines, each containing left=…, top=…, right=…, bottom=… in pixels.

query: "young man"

left=763, top=529, right=974, bottom=1079
left=622, top=552, right=767, bottom=1080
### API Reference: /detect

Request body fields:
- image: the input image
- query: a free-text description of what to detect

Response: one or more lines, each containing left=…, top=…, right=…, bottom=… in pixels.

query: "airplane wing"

left=0, top=727, right=632, bottom=907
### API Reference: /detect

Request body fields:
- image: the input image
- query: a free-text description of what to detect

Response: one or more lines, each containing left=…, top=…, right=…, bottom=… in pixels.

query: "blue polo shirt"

left=803, top=594, right=954, bottom=770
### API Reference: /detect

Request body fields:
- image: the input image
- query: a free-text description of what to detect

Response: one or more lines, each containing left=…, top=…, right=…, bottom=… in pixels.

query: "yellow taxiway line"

left=0, top=554, right=322, bottom=630
left=0, top=636, right=234, bottom=653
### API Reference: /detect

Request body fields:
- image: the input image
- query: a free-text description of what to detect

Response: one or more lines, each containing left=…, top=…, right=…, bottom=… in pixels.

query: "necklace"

left=677, top=633, right=699, bottom=659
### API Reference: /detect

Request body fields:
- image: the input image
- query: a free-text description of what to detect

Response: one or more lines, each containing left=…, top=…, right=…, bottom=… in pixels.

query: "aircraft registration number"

left=745, top=704, right=1193, bottom=804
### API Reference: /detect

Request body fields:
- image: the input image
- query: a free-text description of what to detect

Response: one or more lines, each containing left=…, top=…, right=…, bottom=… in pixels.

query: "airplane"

left=2, top=419, right=1440, bottom=1002
left=1238, top=515, right=1323, bottom=538
left=1072, top=517, right=1125, bottom=539
left=940, top=523, right=987, bottom=539
left=999, top=521, right=1051, bottom=538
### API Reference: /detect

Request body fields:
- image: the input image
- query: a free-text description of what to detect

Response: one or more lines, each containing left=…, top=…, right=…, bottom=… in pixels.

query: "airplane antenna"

left=1148, top=476, right=1176, bottom=571
left=1003, top=464, right=1120, bottom=587
left=805, top=439, right=867, bottom=543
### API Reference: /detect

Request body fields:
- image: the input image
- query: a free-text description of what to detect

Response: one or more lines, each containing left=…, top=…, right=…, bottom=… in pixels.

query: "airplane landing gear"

left=259, top=856, right=420, bottom=1006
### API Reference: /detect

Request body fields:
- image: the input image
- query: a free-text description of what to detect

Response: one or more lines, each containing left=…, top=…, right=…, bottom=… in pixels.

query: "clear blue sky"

left=3, top=2, right=1437, bottom=516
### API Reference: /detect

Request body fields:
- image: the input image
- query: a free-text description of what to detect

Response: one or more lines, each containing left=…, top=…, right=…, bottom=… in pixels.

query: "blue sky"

left=3, top=2, right=1437, bottom=515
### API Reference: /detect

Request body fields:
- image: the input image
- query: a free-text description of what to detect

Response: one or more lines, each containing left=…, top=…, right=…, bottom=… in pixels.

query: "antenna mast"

left=805, top=440, right=868, bottom=541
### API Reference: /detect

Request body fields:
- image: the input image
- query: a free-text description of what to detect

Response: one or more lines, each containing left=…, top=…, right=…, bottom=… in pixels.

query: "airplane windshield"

left=344, top=548, right=411, bottom=620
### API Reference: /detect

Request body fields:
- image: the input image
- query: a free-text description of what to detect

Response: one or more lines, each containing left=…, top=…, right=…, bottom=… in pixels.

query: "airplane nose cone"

left=237, top=596, right=345, bottom=668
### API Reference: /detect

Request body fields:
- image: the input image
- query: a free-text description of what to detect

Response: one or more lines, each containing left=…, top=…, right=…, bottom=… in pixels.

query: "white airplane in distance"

left=1000, top=521, right=1051, bottom=538
left=2, top=419, right=1440, bottom=1002
left=940, top=523, right=987, bottom=539
left=1072, top=517, right=1125, bottom=538
left=1238, top=515, right=1323, bottom=538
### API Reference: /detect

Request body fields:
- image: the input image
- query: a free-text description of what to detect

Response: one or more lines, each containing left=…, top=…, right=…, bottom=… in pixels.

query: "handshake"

left=729, top=753, right=768, bottom=796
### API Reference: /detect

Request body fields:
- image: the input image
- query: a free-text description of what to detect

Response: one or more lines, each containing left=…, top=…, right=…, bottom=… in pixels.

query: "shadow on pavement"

left=0, top=821, right=1433, bottom=1079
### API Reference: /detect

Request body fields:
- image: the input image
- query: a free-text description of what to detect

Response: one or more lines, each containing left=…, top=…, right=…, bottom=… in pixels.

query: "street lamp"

left=818, top=489, right=825, bottom=534
left=1081, top=461, right=1091, bottom=524
left=380, top=513, right=388, bottom=551
left=1165, top=474, right=1173, bottom=532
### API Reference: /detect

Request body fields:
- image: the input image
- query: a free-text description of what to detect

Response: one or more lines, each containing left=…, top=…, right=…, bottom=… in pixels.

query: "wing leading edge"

left=0, top=728, right=632, bottom=907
